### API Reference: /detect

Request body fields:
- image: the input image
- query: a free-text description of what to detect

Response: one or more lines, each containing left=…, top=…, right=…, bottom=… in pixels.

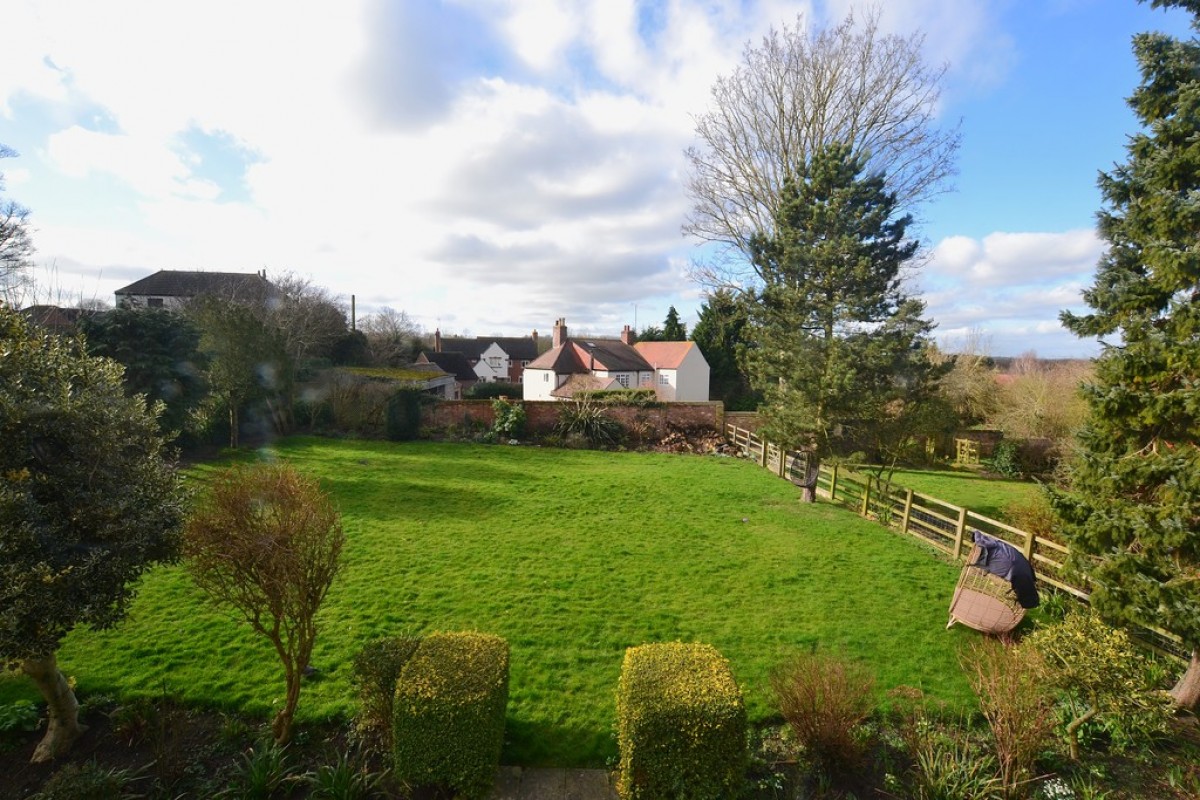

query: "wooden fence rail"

left=725, top=423, right=1187, bottom=659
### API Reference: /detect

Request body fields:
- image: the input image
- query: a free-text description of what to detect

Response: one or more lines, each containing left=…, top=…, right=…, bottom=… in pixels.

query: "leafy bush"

left=491, top=398, right=526, bottom=438
left=555, top=397, right=624, bottom=447
left=217, top=740, right=302, bottom=799
left=770, top=650, right=875, bottom=773
left=576, top=388, right=661, bottom=407
left=1024, top=610, right=1172, bottom=759
left=385, top=388, right=423, bottom=441
left=392, top=631, right=510, bottom=800
left=352, top=635, right=422, bottom=753
left=0, top=699, right=40, bottom=735
left=616, top=642, right=747, bottom=800
left=985, top=440, right=1022, bottom=478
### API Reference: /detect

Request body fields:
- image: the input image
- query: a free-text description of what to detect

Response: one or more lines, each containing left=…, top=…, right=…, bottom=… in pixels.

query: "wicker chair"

left=947, top=543, right=1026, bottom=634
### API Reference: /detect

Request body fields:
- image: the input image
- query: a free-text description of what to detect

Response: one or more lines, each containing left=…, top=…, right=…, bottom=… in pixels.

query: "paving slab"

left=489, top=767, right=618, bottom=800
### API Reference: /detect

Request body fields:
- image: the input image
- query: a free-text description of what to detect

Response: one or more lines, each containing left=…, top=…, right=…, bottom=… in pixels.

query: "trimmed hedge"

left=617, top=642, right=747, bottom=800
left=385, top=388, right=423, bottom=441
left=392, top=631, right=510, bottom=799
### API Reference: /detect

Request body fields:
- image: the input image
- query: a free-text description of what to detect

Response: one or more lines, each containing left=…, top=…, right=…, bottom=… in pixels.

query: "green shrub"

left=465, top=381, right=522, bottom=399
left=0, top=699, right=39, bottom=735
left=352, top=635, right=422, bottom=753
left=1024, top=610, right=1172, bottom=759
left=985, top=440, right=1022, bottom=478
left=576, top=388, right=661, bottom=407
left=392, top=631, right=510, bottom=800
left=770, top=650, right=875, bottom=773
left=491, top=398, right=526, bottom=438
left=555, top=397, right=624, bottom=447
left=616, top=642, right=747, bottom=800
left=385, top=388, right=423, bottom=441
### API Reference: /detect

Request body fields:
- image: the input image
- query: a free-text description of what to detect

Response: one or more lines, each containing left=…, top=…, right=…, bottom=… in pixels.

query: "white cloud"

left=920, top=229, right=1102, bottom=357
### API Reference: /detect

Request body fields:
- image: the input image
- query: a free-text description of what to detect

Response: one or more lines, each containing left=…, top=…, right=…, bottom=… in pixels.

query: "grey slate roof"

left=114, top=270, right=274, bottom=299
left=420, top=351, right=477, bottom=382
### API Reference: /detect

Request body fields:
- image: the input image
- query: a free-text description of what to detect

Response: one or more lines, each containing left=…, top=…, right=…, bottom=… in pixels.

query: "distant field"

left=883, top=467, right=1043, bottom=522
left=2, top=439, right=980, bottom=767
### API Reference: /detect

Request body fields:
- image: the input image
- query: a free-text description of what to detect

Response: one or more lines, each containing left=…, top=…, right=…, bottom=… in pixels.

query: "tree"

left=183, top=463, right=344, bottom=744
left=0, top=145, right=34, bottom=301
left=269, top=272, right=350, bottom=369
left=636, top=324, right=664, bottom=342
left=0, top=306, right=186, bottom=762
left=684, top=10, right=959, bottom=287
left=1054, top=0, right=1200, bottom=710
left=188, top=296, right=291, bottom=448
left=80, top=307, right=208, bottom=439
left=662, top=306, right=687, bottom=340
left=690, top=289, right=760, bottom=411
left=745, top=143, right=938, bottom=464
left=361, top=306, right=421, bottom=366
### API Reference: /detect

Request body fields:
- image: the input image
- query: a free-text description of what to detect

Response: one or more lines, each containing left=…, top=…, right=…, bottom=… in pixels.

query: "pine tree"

left=1055, top=0, right=1200, bottom=709
left=745, top=143, right=937, bottom=460
left=663, top=306, right=687, bottom=340
left=691, top=290, right=760, bottom=411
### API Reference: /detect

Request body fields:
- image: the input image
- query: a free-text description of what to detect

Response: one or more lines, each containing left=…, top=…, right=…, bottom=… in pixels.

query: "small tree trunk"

left=1170, top=649, right=1200, bottom=710
left=22, top=653, right=86, bottom=763
left=272, top=664, right=301, bottom=745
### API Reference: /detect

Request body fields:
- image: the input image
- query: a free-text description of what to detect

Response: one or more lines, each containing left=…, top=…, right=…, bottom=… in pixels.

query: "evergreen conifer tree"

left=1055, top=0, right=1200, bottom=708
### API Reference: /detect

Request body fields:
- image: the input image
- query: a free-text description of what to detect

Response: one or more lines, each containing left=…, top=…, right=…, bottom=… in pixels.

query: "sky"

left=0, top=0, right=1195, bottom=358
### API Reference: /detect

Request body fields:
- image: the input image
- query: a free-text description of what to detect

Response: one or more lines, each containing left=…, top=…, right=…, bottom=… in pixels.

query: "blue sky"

left=0, top=0, right=1194, bottom=357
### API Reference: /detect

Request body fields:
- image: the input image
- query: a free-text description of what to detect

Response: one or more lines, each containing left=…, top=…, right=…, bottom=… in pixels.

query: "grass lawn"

left=3, top=439, right=982, bottom=767
left=882, top=467, right=1043, bottom=522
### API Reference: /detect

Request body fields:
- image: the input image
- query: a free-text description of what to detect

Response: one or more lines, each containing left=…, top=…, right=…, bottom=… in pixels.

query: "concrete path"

left=490, top=767, right=619, bottom=800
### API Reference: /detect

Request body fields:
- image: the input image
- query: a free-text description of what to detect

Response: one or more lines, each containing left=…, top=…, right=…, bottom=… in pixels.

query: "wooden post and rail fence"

left=724, top=423, right=1187, bottom=660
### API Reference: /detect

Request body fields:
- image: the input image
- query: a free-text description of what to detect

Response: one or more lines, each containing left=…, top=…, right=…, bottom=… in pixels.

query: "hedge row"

left=392, top=631, right=511, bottom=800
left=616, top=642, right=747, bottom=800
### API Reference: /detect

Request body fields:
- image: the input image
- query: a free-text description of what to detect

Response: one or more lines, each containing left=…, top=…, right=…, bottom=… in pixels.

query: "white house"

left=523, top=318, right=709, bottom=402
left=634, top=341, right=711, bottom=402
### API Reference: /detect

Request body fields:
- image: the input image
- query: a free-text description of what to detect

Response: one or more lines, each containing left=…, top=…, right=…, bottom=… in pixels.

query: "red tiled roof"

left=634, top=341, right=694, bottom=369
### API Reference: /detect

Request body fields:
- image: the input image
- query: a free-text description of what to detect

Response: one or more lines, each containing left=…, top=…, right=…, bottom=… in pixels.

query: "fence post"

left=830, top=464, right=839, bottom=502
left=759, top=438, right=767, bottom=468
left=1023, top=530, right=1035, bottom=562
left=901, top=489, right=913, bottom=535
left=860, top=475, right=871, bottom=517
left=953, top=507, right=968, bottom=560
left=778, top=448, right=787, bottom=478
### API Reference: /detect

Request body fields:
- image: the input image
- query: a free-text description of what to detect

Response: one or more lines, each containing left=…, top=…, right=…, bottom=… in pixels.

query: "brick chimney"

left=620, top=324, right=634, bottom=345
left=552, top=318, right=568, bottom=349
left=434, top=328, right=442, bottom=353
left=531, top=329, right=539, bottom=349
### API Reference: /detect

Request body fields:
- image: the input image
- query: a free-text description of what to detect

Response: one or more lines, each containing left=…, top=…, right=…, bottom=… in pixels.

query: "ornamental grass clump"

left=616, top=642, right=748, bottom=800
left=392, top=631, right=510, bottom=800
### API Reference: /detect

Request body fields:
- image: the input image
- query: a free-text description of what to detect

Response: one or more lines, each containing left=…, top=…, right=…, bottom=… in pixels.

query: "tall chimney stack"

left=552, top=317, right=568, bottom=349
left=620, top=324, right=634, bottom=345
left=434, top=328, right=442, bottom=353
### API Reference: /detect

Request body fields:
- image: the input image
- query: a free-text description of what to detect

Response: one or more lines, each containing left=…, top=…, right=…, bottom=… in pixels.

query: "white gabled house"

left=522, top=318, right=710, bottom=402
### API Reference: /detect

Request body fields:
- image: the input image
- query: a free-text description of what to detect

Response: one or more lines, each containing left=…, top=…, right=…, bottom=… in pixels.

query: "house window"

left=617, top=374, right=630, bottom=388
left=488, top=356, right=502, bottom=368
left=639, top=374, right=651, bottom=386
left=521, top=360, right=530, bottom=367
left=659, top=373, right=670, bottom=385
left=148, top=297, right=164, bottom=308
left=544, top=373, right=549, bottom=382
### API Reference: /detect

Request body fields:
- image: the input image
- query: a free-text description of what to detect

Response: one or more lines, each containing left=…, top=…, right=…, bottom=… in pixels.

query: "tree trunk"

left=1170, top=649, right=1200, bottom=710
left=22, top=653, right=86, bottom=763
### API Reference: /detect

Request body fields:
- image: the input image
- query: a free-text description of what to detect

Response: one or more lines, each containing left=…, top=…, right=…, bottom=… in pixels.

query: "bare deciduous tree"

left=0, top=144, right=35, bottom=301
left=360, top=306, right=422, bottom=366
left=684, top=11, right=960, bottom=287
left=183, top=464, right=344, bottom=745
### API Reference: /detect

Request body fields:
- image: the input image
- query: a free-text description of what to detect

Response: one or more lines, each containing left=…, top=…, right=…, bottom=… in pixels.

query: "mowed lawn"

left=886, top=467, right=1043, bottom=522
left=5, top=439, right=981, bottom=766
